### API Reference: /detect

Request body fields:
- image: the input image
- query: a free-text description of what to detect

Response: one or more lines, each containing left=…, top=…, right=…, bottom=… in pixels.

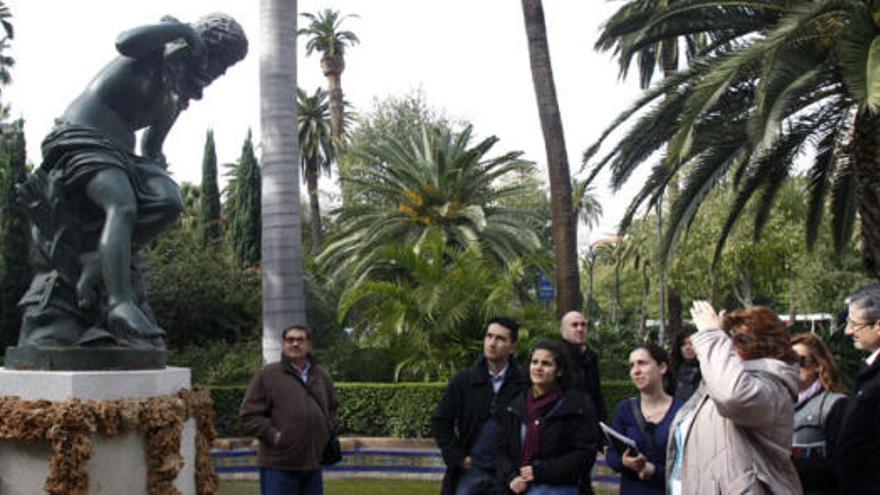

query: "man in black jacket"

left=432, top=317, right=528, bottom=495
left=559, top=311, right=606, bottom=495
left=837, top=285, right=880, bottom=494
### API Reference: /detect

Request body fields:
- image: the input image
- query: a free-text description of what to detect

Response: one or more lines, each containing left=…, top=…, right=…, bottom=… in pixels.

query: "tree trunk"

left=656, top=201, right=667, bottom=343
left=520, top=0, right=582, bottom=317
left=321, top=55, right=346, bottom=141
left=852, top=109, right=880, bottom=280
left=667, top=288, right=682, bottom=343
left=306, top=158, right=323, bottom=252
left=260, top=0, right=306, bottom=363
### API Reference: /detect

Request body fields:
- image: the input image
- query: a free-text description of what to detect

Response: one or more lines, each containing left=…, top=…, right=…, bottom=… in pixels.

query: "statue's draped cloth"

left=15, top=122, right=168, bottom=347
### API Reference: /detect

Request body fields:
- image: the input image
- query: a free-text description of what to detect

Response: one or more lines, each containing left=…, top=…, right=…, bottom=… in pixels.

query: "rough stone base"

left=0, top=367, right=195, bottom=494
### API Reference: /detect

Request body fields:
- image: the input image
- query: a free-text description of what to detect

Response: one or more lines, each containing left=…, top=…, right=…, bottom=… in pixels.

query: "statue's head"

left=193, top=13, right=248, bottom=82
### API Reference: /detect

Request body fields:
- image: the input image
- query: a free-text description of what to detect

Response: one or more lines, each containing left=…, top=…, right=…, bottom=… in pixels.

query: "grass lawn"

left=218, top=479, right=619, bottom=494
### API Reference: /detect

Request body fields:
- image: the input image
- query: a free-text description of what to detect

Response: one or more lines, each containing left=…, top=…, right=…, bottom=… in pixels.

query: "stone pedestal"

left=0, top=367, right=196, bottom=495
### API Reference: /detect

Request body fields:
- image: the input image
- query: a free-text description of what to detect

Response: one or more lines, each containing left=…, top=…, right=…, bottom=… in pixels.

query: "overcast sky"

left=4, top=0, right=646, bottom=247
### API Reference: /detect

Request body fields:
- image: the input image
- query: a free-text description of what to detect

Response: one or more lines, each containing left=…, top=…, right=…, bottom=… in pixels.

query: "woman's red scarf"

left=520, top=387, right=562, bottom=466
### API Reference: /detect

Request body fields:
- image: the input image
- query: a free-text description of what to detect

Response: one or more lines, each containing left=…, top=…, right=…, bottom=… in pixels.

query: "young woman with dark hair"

left=606, top=344, right=683, bottom=495
left=667, top=302, right=801, bottom=494
left=791, top=332, right=847, bottom=494
left=670, top=326, right=700, bottom=402
left=496, top=340, right=598, bottom=495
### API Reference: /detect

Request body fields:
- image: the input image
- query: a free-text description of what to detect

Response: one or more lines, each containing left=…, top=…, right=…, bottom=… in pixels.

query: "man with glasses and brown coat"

left=241, top=325, right=338, bottom=495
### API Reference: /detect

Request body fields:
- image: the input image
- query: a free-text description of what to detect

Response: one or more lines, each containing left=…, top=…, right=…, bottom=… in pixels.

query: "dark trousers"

left=260, top=467, right=323, bottom=495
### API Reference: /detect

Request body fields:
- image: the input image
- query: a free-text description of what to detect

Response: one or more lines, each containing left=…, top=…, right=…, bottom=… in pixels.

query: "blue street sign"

left=537, top=274, right=555, bottom=302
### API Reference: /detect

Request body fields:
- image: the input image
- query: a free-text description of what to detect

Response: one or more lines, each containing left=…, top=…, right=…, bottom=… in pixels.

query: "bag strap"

left=290, top=365, right=334, bottom=433
left=629, top=397, right=658, bottom=457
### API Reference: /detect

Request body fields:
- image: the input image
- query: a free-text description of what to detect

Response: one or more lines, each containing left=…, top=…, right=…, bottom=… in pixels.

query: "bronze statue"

left=9, top=14, right=247, bottom=363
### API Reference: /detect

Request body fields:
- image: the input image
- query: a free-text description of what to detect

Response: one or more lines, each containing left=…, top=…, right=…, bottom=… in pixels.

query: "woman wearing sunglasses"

left=791, top=333, right=847, bottom=494
left=666, top=301, right=801, bottom=495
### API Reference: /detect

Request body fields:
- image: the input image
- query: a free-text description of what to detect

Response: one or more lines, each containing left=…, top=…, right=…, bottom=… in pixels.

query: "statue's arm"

left=141, top=106, right=181, bottom=167
left=115, top=17, right=205, bottom=60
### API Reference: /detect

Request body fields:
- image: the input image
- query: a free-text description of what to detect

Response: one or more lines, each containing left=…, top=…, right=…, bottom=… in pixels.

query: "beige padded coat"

left=665, top=327, right=802, bottom=494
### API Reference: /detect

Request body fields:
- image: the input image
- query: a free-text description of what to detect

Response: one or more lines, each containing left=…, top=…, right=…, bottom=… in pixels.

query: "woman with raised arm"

left=666, top=301, right=801, bottom=494
left=606, top=344, right=682, bottom=494
left=496, top=339, right=597, bottom=495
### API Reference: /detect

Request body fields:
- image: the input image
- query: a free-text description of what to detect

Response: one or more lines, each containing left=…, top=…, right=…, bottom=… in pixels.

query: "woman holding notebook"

left=605, top=344, right=683, bottom=494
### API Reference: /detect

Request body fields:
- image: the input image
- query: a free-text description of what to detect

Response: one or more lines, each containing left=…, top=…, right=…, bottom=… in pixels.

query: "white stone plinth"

left=0, top=367, right=196, bottom=495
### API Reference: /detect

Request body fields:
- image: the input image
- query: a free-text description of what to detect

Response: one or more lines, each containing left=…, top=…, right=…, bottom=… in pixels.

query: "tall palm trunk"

left=853, top=109, right=880, bottom=279
left=521, top=0, right=582, bottom=317
left=306, top=158, right=323, bottom=252
left=260, top=0, right=306, bottom=363
left=321, top=55, right=345, bottom=141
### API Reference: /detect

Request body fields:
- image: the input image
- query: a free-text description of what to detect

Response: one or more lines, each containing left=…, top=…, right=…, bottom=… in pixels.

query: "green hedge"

left=209, top=380, right=637, bottom=439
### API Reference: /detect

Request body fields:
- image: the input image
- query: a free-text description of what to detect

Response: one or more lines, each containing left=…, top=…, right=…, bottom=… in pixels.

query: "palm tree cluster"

left=587, top=0, right=880, bottom=279
left=297, top=8, right=358, bottom=252
left=319, top=124, right=543, bottom=283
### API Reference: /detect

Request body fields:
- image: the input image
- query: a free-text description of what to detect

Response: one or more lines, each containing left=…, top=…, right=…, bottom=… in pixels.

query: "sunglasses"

left=798, top=355, right=814, bottom=368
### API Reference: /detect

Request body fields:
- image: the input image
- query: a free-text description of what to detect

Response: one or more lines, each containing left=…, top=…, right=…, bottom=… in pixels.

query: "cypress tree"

left=0, top=120, right=31, bottom=349
left=228, top=131, right=261, bottom=267
left=198, top=129, right=222, bottom=247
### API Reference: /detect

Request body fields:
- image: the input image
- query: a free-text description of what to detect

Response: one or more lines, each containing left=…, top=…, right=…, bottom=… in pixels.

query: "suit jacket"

left=836, top=358, right=880, bottom=494
left=431, top=357, right=528, bottom=495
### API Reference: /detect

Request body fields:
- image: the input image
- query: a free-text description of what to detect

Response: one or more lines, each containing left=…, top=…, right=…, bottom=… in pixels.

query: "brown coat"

left=666, top=328, right=801, bottom=494
left=240, top=360, right=338, bottom=471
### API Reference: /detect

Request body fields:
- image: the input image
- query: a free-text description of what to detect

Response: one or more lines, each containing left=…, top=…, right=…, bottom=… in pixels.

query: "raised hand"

left=690, top=300, right=725, bottom=332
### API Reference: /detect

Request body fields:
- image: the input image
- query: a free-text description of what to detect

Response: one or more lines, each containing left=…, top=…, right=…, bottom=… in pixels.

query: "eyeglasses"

left=847, top=317, right=876, bottom=331
left=284, top=336, right=307, bottom=344
left=571, top=322, right=588, bottom=328
left=798, top=355, right=814, bottom=368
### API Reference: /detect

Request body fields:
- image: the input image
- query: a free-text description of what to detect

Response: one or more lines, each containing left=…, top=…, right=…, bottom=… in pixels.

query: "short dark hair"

left=282, top=325, right=310, bottom=341
left=846, top=284, right=880, bottom=324
left=488, top=316, right=519, bottom=342
left=632, top=343, right=674, bottom=394
left=530, top=339, right=573, bottom=390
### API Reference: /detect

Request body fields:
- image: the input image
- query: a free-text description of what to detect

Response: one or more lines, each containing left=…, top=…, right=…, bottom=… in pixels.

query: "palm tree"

left=339, top=231, right=544, bottom=381
left=585, top=0, right=880, bottom=280
left=298, top=9, right=359, bottom=142
left=297, top=87, right=334, bottom=252
left=319, top=124, right=542, bottom=282
left=260, top=0, right=305, bottom=363
left=572, top=179, right=603, bottom=231
left=0, top=1, right=13, bottom=89
left=520, top=0, right=582, bottom=317
left=596, top=0, right=713, bottom=342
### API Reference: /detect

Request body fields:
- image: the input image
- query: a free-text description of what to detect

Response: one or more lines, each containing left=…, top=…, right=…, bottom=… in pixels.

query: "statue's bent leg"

left=132, top=173, right=183, bottom=246
left=84, top=168, right=161, bottom=340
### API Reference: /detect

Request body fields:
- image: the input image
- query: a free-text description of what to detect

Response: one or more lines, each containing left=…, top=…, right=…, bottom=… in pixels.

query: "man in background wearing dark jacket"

left=559, top=311, right=606, bottom=495
left=837, top=286, right=880, bottom=494
left=240, top=325, right=338, bottom=495
left=432, top=317, right=528, bottom=495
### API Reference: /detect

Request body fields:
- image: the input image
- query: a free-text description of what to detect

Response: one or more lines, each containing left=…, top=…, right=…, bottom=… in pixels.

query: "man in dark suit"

left=559, top=311, right=606, bottom=495
left=432, top=317, right=528, bottom=495
left=837, top=285, right=880, bottom=494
